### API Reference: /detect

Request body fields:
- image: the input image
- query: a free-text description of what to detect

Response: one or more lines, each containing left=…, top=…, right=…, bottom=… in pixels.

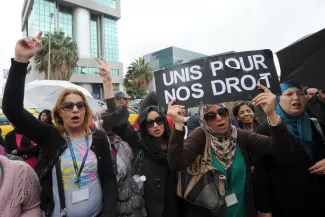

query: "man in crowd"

left=115, top=90, right=131, bottom=106
left=304, top=87, right=318, bottom=100
left=306, top=89, right=325, bottom=124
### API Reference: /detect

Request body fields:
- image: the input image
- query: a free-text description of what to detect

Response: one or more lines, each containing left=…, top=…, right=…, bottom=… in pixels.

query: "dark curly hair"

left=232, top=101, right=259, bottom=128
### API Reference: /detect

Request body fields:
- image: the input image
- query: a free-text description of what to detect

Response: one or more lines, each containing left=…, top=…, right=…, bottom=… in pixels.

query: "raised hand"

left=95, top=57, right=112, bottom=84
left=252, top=84, right=280, bottom=125
left=167, top=99, right=185, bottom=125
left=15, top=31, right=42, bottom=63
left=252, top=84, right=277, bottom=116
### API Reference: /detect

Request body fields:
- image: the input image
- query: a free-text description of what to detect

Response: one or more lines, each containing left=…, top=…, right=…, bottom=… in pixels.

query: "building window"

left=111, top=69, right=119, bottom=76
left=33, top=0, right=55, bottom=34
left=90, top=15, right=98, bottom=58
left=104, top=17, right=119, bottom=62
left=92, top=0, right=116, bottom=9
left=73, top=67, right=119, bottom=76
left=58, top=6, right=73, bottom=38
left=159, top=48, right=173, bottom=69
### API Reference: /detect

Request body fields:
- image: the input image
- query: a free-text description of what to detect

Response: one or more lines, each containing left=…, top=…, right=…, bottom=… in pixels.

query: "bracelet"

left=267, top=115, right=282, bottom=126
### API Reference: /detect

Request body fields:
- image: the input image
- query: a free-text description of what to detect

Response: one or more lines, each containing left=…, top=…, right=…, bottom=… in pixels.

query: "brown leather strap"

left=177, top=172, right=182, bottom=197
left=184, top=173, right=203, bottom=198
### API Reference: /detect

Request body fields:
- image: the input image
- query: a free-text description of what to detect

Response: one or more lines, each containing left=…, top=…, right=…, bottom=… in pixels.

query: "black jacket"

left=306, top=94, right=325, bottom=124
left=102, top=99, right=180, bottom=217
left=3, top=60, right=117, bottom=217
left=4, top=129, right=39, bottom=157
left=253, top=120, right=325, bottom=217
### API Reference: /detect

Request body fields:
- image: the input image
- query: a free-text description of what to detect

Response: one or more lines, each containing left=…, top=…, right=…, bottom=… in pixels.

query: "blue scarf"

left=276, top=82, right=314, bottom=160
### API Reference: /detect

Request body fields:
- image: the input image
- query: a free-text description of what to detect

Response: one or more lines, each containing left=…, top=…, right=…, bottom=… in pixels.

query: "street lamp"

left=48, top=13, right=54, bottom=80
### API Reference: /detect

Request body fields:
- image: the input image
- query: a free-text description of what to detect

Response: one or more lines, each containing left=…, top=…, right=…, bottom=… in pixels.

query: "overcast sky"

left=0, top=0, right=325, bottom=74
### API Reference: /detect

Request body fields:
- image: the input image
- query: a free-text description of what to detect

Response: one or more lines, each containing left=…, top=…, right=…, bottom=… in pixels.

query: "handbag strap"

left=310, top=118, right=325, bottom=144
left=200, top=127, right=212, bottom=165
left=56, top=160, right=67, bottom=217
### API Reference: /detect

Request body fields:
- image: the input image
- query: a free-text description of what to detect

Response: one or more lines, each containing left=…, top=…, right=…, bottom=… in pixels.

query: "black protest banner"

left=154, top=49, right=281, bottom=110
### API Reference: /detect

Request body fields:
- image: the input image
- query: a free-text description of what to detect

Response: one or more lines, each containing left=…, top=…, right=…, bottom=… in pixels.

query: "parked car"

left=0, top=109, right=39, bottom=137
left=96, top=99, right=105, bottom=107
left=128, top=106, right=138, bottom=125
left=128, top=99, right=143, bottom=112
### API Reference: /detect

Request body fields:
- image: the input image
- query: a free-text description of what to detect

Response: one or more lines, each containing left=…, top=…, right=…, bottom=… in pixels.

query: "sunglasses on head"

left=145, top=116, right=165, bottom=128
left=204, top=108, right=229, bottom=121
left=61, top=101, right=87, bottom=111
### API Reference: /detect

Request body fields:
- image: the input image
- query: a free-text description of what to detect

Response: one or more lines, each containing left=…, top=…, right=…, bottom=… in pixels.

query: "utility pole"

left=48, top=13, right=54, bottom=80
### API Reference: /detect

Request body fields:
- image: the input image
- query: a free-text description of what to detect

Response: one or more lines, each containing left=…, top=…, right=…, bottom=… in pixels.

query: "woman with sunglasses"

left=97, top=59, right=181, bottom=217
left=2, top=32, right=117, bottom=217
left=166, top=85, right=293, bottom=217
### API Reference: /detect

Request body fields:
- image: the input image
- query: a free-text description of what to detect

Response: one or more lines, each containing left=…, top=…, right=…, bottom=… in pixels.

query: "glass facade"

left=92, top=0, right=116, bottom=9
left=73, top=67, right=119, bottom=76
left=104, top=17, right=119, bottom=62
left=90, top=15, right=98, bottom=58
left=33, top=0, right=55, bottom=34
left=159, top=47, right=173, bottom=69
left=58, top=6, right=73, bottom=38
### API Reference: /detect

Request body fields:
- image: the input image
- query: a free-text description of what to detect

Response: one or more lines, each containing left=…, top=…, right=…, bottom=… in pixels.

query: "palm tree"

left=35, top=30, right=79, bottom=80
left=126, top=57, right=153, bottom=89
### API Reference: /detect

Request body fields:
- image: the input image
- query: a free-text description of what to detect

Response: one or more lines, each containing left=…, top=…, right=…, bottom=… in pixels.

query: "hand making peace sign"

left=95, top=57, right=112, bottom=84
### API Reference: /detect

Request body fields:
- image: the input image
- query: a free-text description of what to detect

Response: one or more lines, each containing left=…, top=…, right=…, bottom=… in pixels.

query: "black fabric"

left=4, top=129, right=37, bottom=157
left=103, top=100, right=180, bottom=217
left=276, top=28, right=325, bottom=90
left=306, top=94, right=325, bottom=125
left=0, top=132, right=4, bottom=147
left=182, top=170, right=215, bottom=202
left=3, top=59, right=117, bottom=217
left=55, top=160, right=66, bottom=217
left=140, top=92, right=158, bottom=112
left=253, top=120, right=325, bottom=217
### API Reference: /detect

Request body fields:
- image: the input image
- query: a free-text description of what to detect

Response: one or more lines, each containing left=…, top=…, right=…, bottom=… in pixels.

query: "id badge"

left=72, top=188, right=89, bottom=204
left=225, top=193, right=238, bottom=207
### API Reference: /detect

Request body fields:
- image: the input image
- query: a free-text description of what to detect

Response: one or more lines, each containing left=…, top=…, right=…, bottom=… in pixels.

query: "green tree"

left=35, top=30, right=79, bottom=80
left=124, top=57, right=153, bottom=98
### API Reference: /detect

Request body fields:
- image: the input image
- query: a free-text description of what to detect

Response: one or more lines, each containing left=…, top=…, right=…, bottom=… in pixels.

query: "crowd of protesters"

left=0, top=32, right=325, bottom=217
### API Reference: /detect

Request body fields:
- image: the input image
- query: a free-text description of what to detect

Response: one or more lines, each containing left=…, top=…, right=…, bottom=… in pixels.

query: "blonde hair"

left=52, top=88, right=93, bottom=135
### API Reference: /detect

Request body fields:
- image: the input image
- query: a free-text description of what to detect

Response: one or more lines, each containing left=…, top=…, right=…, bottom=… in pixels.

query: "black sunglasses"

left=204, top=108, right=229, bottom=120
left=145, top=116, right=165, bottom=128
left=61, top=101, right=87, bottom=111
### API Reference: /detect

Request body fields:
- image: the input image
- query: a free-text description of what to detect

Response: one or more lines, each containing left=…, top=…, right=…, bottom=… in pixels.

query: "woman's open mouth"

left=71, top=116, right=80, bottom=123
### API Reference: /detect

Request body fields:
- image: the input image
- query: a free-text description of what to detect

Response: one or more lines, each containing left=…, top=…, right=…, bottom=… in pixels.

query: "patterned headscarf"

left=198, top=104, right=237, bottom=170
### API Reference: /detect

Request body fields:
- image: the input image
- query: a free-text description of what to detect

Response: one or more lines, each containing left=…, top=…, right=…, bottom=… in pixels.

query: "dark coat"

left=3, top=59, right=117, bottom=217
left=102, top=99, right=180, bottom=217
left=167, top=121, right=293, bottom=217
left=306, top=94, right=325, bottom=124
left=253, top=120, right=325, bottom=217
left=4, top=129, right=39, bottom=157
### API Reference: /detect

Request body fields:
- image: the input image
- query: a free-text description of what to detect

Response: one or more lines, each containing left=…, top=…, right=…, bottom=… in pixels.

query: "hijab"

left=198, top=104, right=237, bottom=170
left=276, top=82, right=314, bottom=160
left=138, top=106, right=170, bottom=163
